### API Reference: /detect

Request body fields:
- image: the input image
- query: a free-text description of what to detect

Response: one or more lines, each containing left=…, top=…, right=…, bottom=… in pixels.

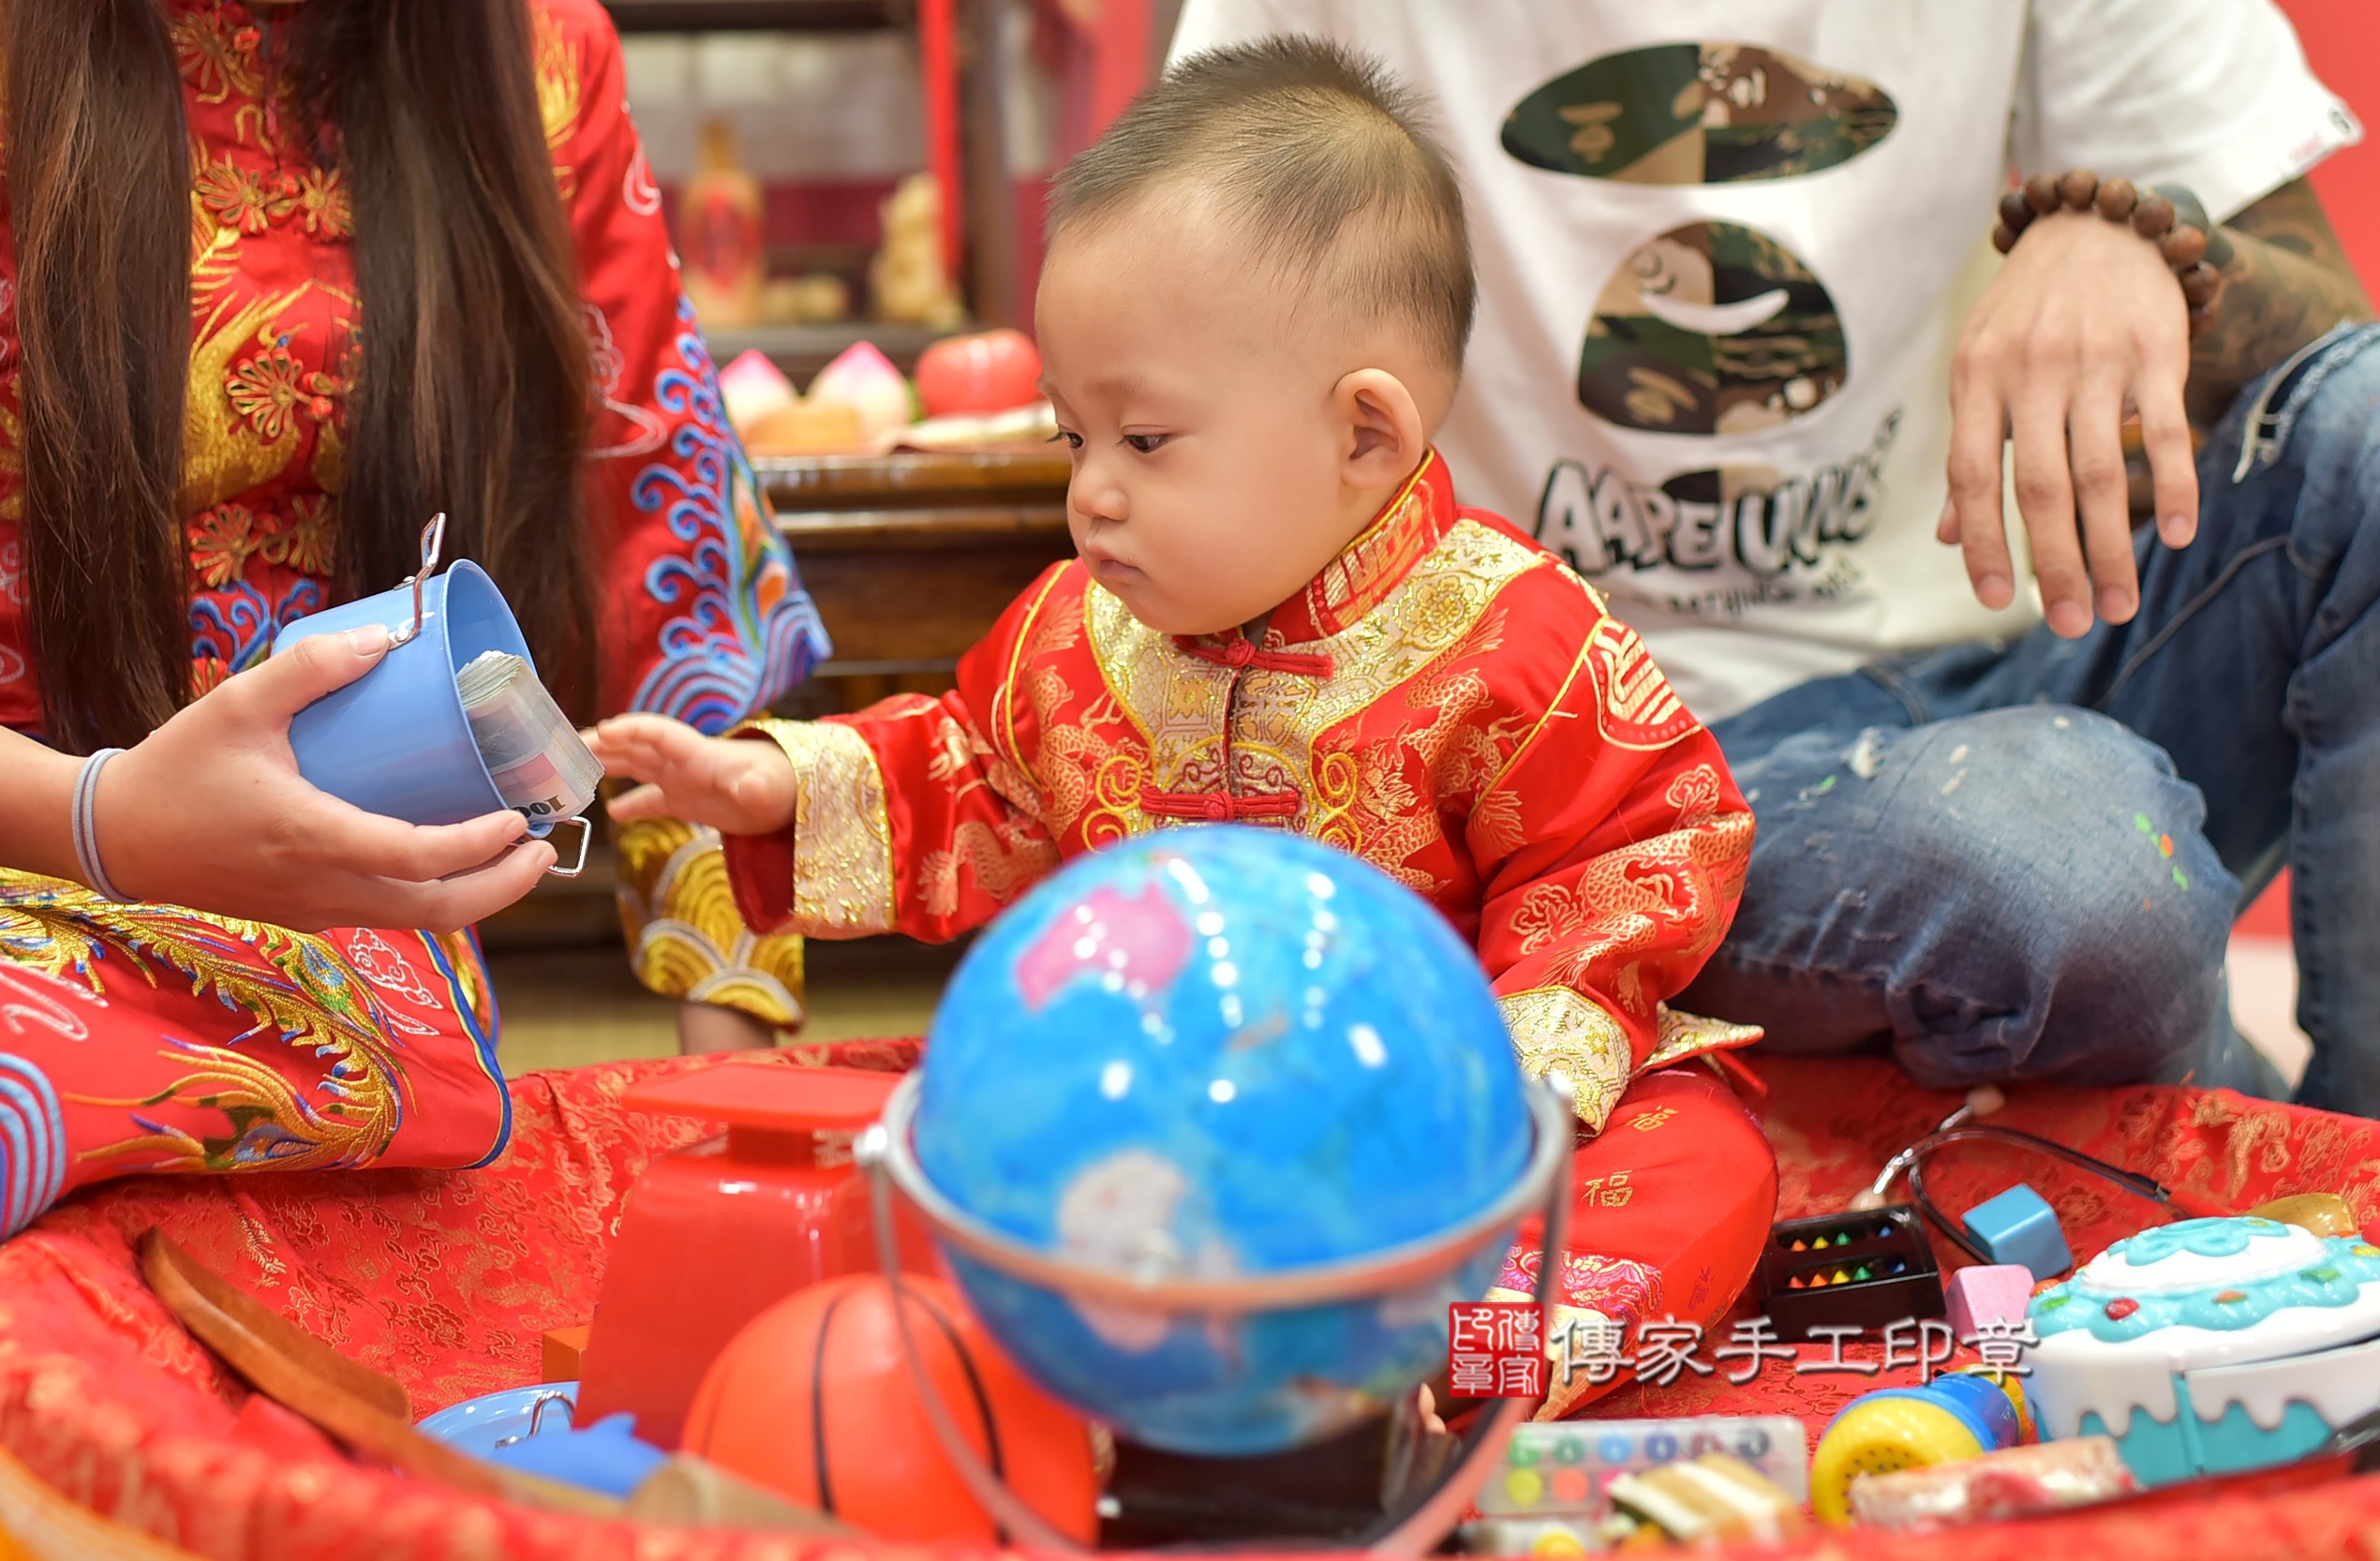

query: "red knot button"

left=2104, top=1298, right=2140, bottom=1320
left=1222, top=638, right=1256, bottom=667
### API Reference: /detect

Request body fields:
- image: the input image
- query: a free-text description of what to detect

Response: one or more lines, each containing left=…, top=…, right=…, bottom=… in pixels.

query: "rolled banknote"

left=455, top=650, right=602, bottom=824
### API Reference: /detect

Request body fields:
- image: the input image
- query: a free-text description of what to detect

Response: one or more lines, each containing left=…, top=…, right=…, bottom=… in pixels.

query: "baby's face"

left=1036, top=203, right=1374, bottom=636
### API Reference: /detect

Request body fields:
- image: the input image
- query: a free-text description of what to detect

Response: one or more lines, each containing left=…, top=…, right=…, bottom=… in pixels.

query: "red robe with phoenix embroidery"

left=724, top=452, right=1779, bottom=1414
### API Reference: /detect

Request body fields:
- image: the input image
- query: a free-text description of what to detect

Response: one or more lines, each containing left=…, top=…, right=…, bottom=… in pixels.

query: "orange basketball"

left=682, top=1273, right=1102, bottom=1543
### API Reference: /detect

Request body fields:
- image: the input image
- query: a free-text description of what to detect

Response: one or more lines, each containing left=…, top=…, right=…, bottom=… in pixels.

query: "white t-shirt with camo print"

left=1169, top=0, right=2358, bottom=720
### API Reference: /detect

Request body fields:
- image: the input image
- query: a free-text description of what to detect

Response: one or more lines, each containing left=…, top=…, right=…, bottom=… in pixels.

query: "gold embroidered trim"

left=741, top=718, right=898, bottom=938
left=1479, top=574, right=1601, bottom=801
left=615, top=815, right=808, bottom=1027
left=182, top=285, right=321, bottom=515
left=1580, top=614, right=1696, bottom=750
left=172, top=8, right=264, bottom=107
left=1640, top=1004, right=1764, bottom=1071
left=995, top=565, right=1075, bottom=797
left=1498, top=985, right=1631, bottom=1133
left=1084, top=516, right=1547, bottom=850
left=1304, top=451, right=1438, bottom=635
left=533, top=6, right=583, bottom=152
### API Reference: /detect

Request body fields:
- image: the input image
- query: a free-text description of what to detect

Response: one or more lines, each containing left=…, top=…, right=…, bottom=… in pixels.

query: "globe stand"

left=855, top=1072, right=1575, bottom=1556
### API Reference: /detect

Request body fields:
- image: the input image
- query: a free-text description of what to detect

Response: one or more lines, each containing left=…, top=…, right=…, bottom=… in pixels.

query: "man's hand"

left=1945, top=179, right=2370, bottom=638
left=587, top=713, right=799, bottom=836
left=1944, top=208, right=2196, bottom=637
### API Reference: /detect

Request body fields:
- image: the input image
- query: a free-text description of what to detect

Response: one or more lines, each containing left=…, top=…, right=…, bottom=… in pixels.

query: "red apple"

left=915, top=328, right=1043, bottom=417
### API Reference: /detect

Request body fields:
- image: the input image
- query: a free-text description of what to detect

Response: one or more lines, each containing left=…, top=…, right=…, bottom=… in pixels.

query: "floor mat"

left=0, top=1046, right=2374, bottom=1559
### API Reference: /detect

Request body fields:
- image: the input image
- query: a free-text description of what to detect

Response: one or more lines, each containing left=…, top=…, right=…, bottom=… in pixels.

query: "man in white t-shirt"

left=1171, top=3, right=2380, bottom=1110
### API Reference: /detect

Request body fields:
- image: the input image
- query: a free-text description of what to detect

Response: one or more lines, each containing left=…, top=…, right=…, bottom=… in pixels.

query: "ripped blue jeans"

left=1682, top=322, right=2380, bottom=1113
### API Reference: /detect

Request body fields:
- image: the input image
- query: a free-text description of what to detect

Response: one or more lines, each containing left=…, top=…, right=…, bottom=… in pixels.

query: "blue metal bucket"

left=271, top=516, right=590, bottom=876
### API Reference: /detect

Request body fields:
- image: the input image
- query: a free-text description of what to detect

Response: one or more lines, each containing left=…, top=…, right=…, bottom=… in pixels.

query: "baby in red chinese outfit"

left=588, top=36, right=1777, bottom=1416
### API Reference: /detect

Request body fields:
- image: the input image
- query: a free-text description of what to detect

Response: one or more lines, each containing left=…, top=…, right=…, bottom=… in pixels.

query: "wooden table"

left=759, top=448, right=1075, bottom=711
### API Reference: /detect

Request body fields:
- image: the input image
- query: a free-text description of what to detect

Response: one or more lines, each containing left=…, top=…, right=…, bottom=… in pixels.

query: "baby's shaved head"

left=1048, top=36, right=1475, bottom=379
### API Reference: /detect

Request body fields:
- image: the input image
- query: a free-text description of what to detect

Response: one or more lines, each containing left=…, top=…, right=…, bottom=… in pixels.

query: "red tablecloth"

left=2, top=1043, right=2378, bottom=1560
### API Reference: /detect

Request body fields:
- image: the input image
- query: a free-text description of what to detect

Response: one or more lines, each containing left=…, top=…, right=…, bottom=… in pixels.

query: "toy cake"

left=2028, top=1216, right=2380, bottom=1484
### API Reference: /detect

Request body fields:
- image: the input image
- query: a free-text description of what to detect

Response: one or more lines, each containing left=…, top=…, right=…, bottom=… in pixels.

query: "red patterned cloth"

left=3, top=1049, right=2380, bottom=1560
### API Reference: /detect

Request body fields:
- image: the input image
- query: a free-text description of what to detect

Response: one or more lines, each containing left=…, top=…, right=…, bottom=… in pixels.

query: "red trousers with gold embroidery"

left=1491, top=1066, right=1778, bottom=1417
left=0, top=874, right=511, bottom=1238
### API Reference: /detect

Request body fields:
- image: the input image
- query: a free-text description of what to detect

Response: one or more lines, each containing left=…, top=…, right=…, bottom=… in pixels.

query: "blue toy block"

left=1960, top=1183, right=2073, bottom=1279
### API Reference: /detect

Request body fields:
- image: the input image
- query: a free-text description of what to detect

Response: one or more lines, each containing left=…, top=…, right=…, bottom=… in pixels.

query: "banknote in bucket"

left=455, top=650, right=603, bottom=824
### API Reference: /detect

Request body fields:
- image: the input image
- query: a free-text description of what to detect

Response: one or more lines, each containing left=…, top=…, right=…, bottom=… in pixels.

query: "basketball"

left=682, top=1273, right=1103, bottom=1543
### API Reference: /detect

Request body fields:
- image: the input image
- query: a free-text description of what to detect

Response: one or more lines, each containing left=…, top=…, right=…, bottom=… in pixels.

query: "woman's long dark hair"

left=9, top=0, right=593, bottom=755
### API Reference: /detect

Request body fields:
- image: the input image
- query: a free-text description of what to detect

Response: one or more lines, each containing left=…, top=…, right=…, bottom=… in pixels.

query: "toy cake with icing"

left=2027, top=1216, right=2380, bottom=1485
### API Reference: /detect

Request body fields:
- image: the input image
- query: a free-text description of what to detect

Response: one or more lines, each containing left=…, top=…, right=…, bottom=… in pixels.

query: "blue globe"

left=914, top=826, right=1533, bottom=1455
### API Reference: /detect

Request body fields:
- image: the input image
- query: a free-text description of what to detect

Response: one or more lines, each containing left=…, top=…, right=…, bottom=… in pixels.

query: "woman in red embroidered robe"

left=0, top=0, right=825, bottom=1236
left=630, top=452, right=1779, bottom=1416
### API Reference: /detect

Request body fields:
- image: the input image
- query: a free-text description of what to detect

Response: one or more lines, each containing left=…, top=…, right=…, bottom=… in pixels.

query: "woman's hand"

left=1943, top=208, right=2198, bottom=637
left=91, top=624, right=554, bottom=931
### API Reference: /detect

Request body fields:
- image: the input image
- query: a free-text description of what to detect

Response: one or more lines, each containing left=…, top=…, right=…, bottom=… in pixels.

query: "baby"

left=591, top=38, right=1777, bottom=1415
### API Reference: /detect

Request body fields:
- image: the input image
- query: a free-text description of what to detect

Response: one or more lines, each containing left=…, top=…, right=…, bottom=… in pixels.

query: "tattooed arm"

left=2185, top=178, right=2374, bottom=425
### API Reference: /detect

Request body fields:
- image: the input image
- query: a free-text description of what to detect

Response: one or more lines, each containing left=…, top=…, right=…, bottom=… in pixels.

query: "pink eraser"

left=1947, top=1264, right=2035, bottom=1338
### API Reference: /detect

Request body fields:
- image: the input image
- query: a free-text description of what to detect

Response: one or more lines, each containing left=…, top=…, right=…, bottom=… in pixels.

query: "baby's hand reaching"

left=585, top=714, right=797, bottom=836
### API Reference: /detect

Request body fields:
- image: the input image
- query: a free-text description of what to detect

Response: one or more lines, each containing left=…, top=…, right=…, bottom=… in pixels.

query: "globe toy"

left=882, top=825, right=1564, bottom=1458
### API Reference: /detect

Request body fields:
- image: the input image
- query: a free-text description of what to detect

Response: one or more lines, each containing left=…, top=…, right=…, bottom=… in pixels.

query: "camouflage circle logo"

left=1578, top=221, right=1844, bottom=435
left=1502, top=43, right=1896, bottom=185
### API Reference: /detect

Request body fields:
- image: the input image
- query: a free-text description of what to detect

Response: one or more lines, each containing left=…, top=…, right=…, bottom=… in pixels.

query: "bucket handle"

left=492, top=1389, right=576, bottom=1448
left=541, top=814, right=592, bottom=879
left=376, top=508, right=590, bottom=880
left=388, top=513, right=448, bottom=650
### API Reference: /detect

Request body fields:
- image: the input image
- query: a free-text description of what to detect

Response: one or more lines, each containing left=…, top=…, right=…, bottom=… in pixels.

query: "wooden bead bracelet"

left=1993, top=168, right=2229, bottom=337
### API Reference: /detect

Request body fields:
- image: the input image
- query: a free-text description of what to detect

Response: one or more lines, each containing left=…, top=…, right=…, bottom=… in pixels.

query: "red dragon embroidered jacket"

left=725, top=452, right=1758, bottom=1128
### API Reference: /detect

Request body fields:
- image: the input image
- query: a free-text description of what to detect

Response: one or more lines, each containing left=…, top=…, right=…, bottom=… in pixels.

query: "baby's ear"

left=1333, top=368, right=1427, bottom=490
